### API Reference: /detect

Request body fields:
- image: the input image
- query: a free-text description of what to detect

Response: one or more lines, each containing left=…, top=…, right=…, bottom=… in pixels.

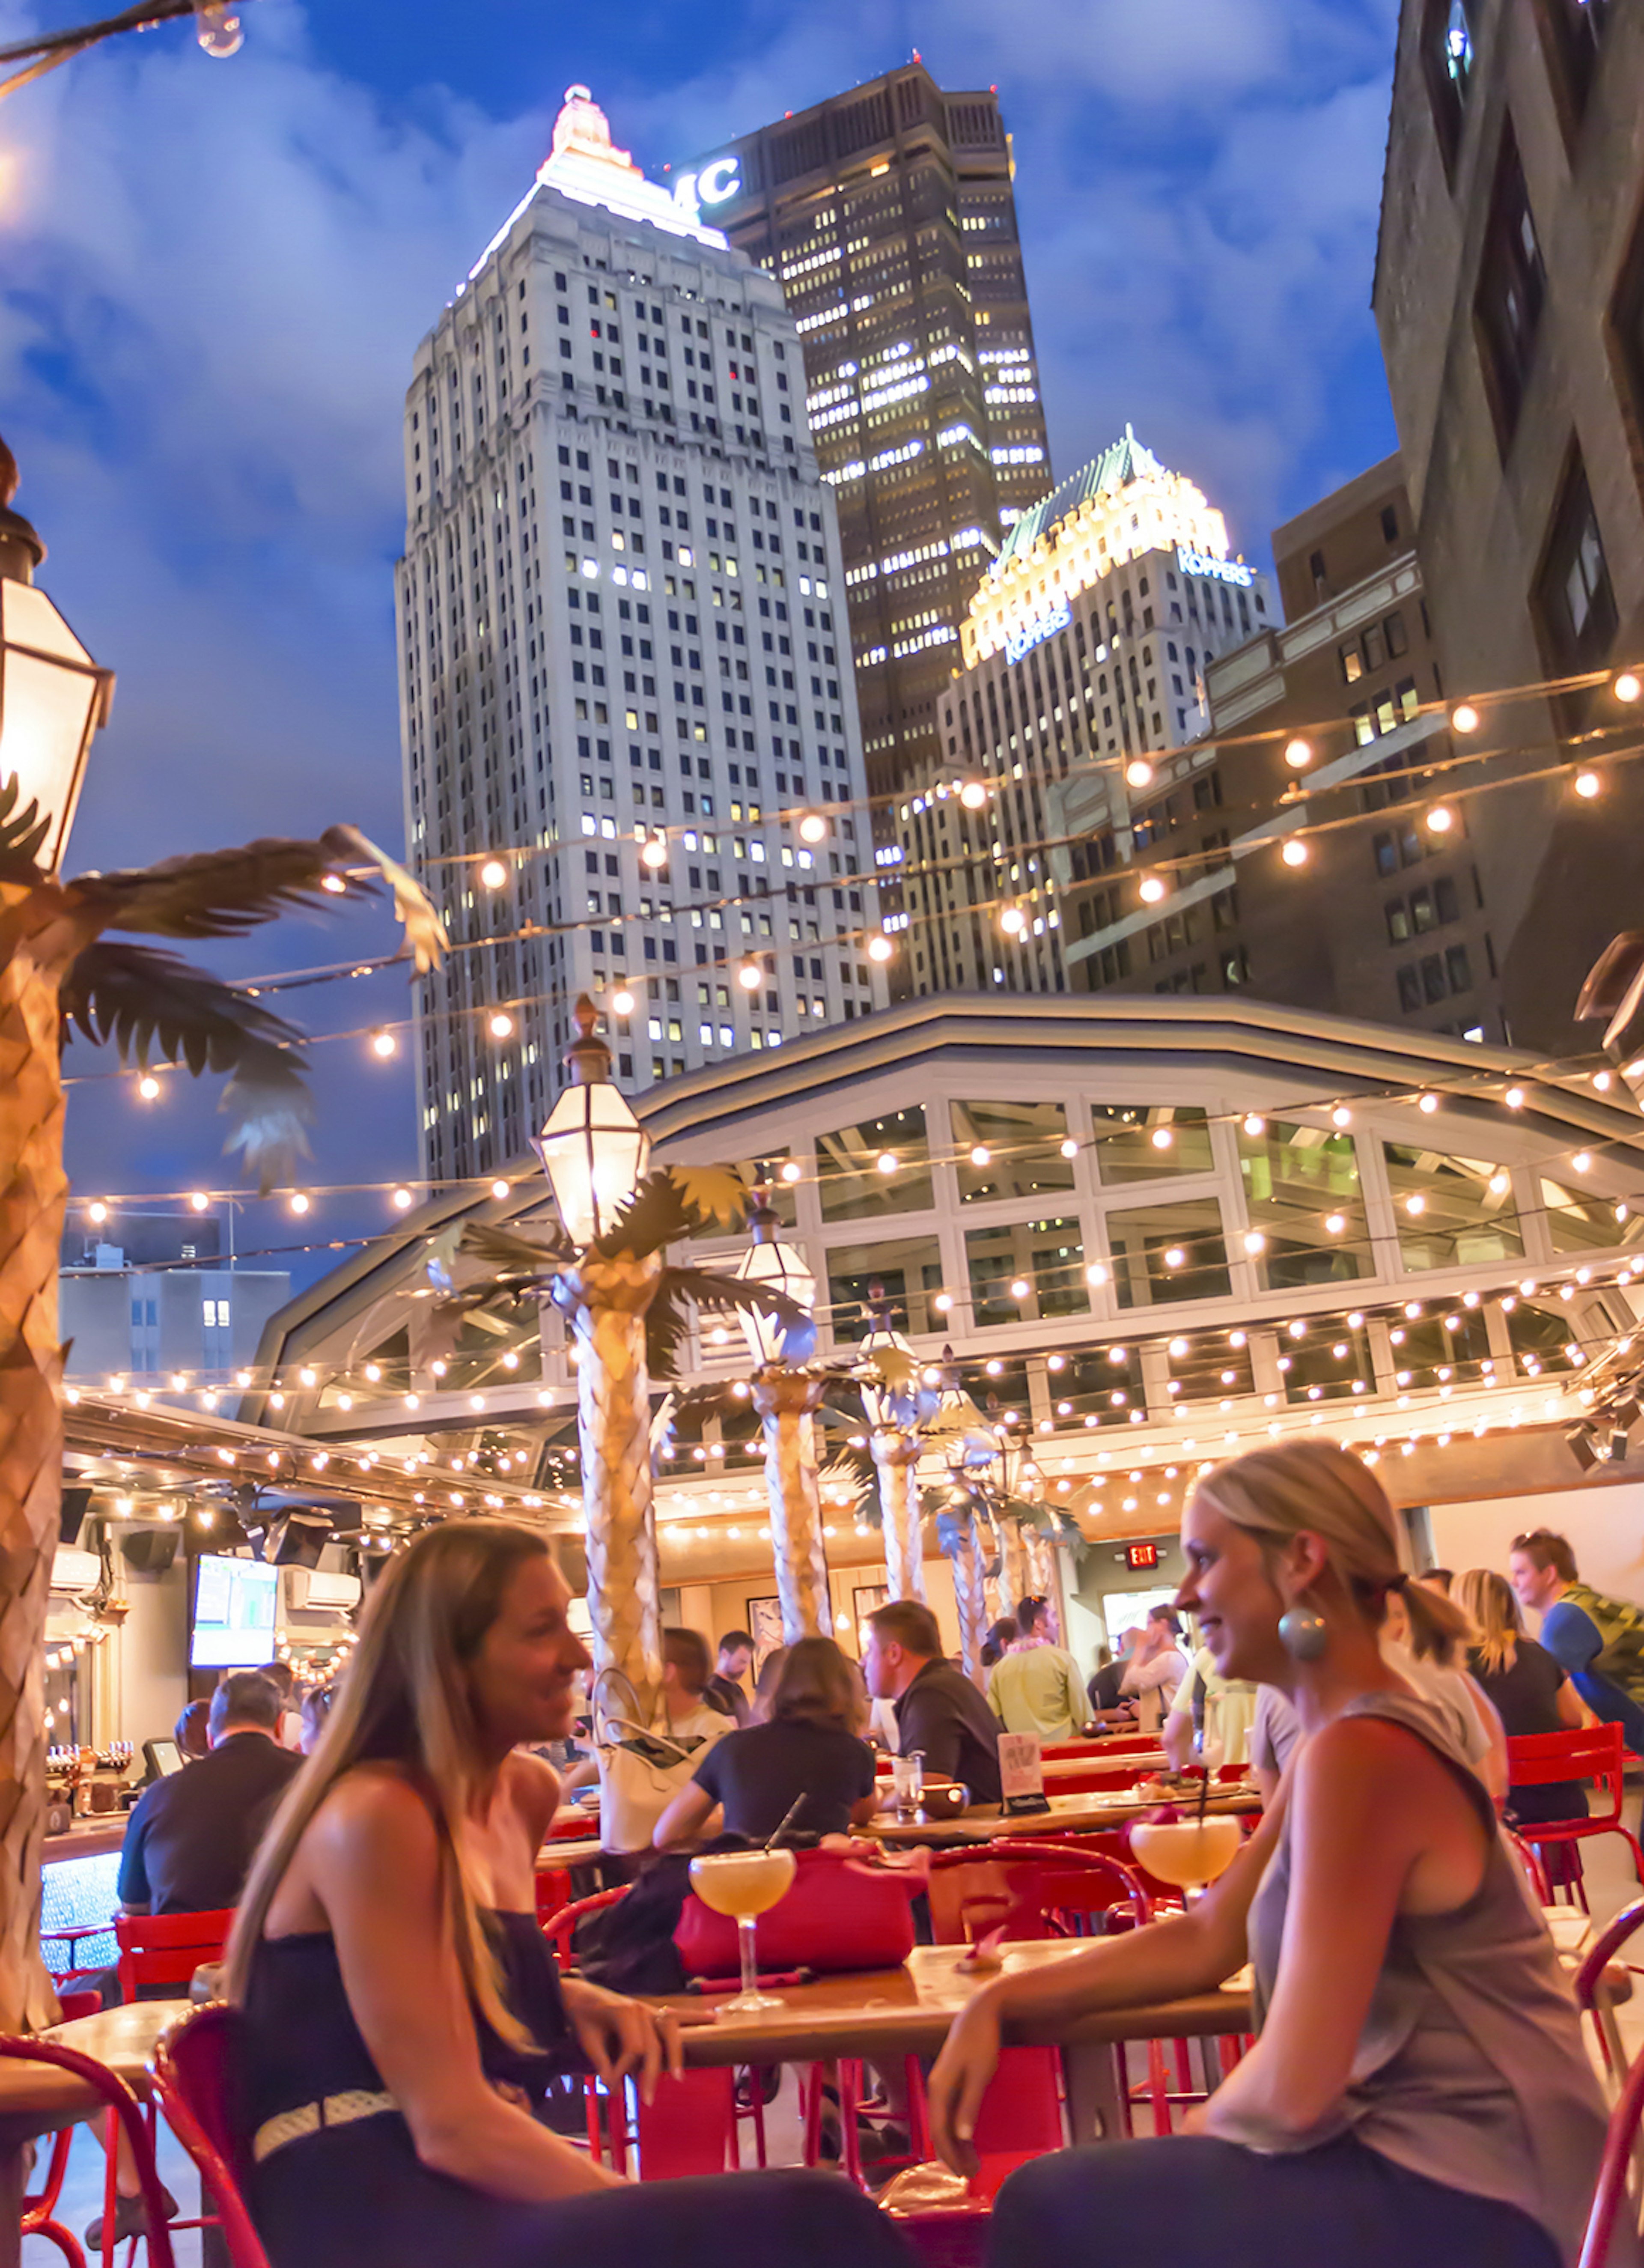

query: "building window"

left=1383, top=1143, right=1525, bottom=1270
left=1424, top=0, right=1476, bottom=171
left=1535, top=450, right=1618, bottom=682
left=1089, top=1105, right=1214, bottom=1183
left=1107, top=1198, right=1231, bottom=1310
left=1474, top=127, right=1546, bottom=450
left=824, top=1235, right=947, bottom=1341
left=1237, top=1120, right=1370, bottom=1290
left=950, top=1100, right=1076, bottom=1203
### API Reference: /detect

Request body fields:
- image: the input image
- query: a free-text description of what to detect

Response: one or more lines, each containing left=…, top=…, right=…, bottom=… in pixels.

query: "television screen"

left=191, top=1555, right=278, bottom=1670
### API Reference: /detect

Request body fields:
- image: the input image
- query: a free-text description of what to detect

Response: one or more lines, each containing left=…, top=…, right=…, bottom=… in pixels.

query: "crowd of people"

left=83, top=1474, right=1644, bottom=2268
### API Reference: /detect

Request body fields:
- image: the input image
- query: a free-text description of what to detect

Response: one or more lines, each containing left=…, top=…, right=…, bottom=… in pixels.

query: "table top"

left=877, top=1754, right=1167, bottom=1789
left=654, top=1941, right=1250, bottom=2066
left=0, top=2000, right=189, bottom=2143
left=858, top=1786, right=1261, bottom=1847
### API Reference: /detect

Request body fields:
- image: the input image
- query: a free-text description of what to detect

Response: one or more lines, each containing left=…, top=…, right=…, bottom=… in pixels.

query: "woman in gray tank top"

left=926, top=1439, right=1615, bottom=2268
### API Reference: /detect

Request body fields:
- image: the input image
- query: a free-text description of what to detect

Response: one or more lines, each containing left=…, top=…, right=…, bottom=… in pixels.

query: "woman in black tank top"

left=223, top=1520, right=913, bottom=2268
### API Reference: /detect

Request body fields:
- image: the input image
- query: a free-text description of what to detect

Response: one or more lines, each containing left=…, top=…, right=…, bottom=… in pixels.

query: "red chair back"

left=115, top=1909, right=234, bottom=1998
left=1507, top=1725, right=1624, bottom=1817
left=541, top=1886, right=630, bottom=1970
left=0, top=2034, right=177, bottom=2268
left=150, top=2004, right=272, bottom=2268
left=929, top=1840, right=1149, bottom=1945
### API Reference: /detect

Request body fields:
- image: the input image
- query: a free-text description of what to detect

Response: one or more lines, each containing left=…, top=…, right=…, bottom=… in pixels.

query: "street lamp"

left=538, top=997, right=663, bottom=1716
left=0, top=440, right=113, bottom=874
left=736, top=1190, right=828, bottom=1642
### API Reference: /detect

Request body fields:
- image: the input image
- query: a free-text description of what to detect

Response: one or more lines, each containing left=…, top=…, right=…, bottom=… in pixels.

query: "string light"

left=1503, top=1088, right=1525, bottom=1109
left=1001, top=906, right=1026, bottom=935
left=1125, top=759, right=1154, bottom=788
left=736, top=963, right=762, bottom=991
left=876, top=1152, right=899, bottom=1176
left=1615, top=672, right=1641, bottom=704
left=1242, top=1115, right=1265, bottom=1138
left=289, top=1193, right=310, bottom=1215
left=798, top=813, right=828, bottom=845
left=370, top=1029, right=396, bottom=1058
left=1418, top=1093, right=1438, bottom=1114
left=392, top=1187, right=414, bottom=1211
left=1139, top=876, right=1167, bottom=904
left=611, top=986, right=635, bottom=1015
left=1451, top=704, right=1480, bottom=734
left=959, top=781, right=988, bottom=810
left=480, top=858, right=508, bottom=888
left=490, top=1180, right=509, bottom=1201
left=867, top=934, right=893, bottom=963
left=488, top=1011, right=514, bottom=1039
left=1281, top=839, right=1308, bottom=867
left=137, top=1074, right=161, bottom=1100
left=1576, top=771, right=1601, bottom=799
left=1284, top=738, right=1312, bottom=769
left=641, top=838, right=668, bottom=869
left=188, top=1191, right=209, bottom=1213
left=1425, top=805, right=1453, bottom=833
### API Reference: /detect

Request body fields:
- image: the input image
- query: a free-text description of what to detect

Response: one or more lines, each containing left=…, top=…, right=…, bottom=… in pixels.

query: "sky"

left=0, top=0, right=1403, bottom=1291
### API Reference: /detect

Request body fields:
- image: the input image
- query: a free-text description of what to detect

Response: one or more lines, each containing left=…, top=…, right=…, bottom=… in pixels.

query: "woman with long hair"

left=224, top=1521, right=911, bottom=2268
left=653, top=1635, right=876, bottom=1846
left=926, top=1441, right=1607, bottom=2268
left=1454, top=1567, right=1588, bottom=1827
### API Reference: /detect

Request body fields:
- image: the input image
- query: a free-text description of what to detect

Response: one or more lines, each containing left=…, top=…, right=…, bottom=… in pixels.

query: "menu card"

left=998, top=1732, right=1051, bottom=1815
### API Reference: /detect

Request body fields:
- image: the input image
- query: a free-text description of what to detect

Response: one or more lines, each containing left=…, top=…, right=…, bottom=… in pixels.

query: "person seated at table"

left=980, top=1615, right=1018, bottom=1673
left=301, top=1685, right=334, bottom=1756
left=174, top=1697, right=211, bottom=1760
left=1086, top=1627, right=1135, bottom=1716
left=1508, top=1527, right=1644, bottom=1756
left=121, top=1671, right=304, bottom=1922
left=659, top=1626, right=736, bottom=1746
left=862, top=1600, right=1002, bottom=1805
left=224, top=1520, right=912, bottom=2268
left=261, top=1659, right=305, bottom=1751
left=1162, top=1643, right=1258, bottom=1771
left=652, top=1637, right=879, bottom=1848
left=986, top=1598, right=1087, bottom=1743
left=1455, top=1567, right=1590, bottom=1829
left=1089, top=1606, right=1186, bottom=1733
left=706, top=1630, right=755, bottom=1726
left=926, top=1438, right=1606, bottom=2268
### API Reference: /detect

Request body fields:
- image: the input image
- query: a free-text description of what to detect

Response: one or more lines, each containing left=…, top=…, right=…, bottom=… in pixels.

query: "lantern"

left=732, top=1192, right=815, bottom=1366
left=532, top=995, right=650, bottom=1247
left=0, top=456, right=113, bottom=874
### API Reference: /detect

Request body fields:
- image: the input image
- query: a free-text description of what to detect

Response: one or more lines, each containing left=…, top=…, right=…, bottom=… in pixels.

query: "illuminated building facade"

left=396, top=87, right=884, bottom=1189
left=677, top=63, right=1051, bottom=823
left=892, top=431, right=1272, bottom=997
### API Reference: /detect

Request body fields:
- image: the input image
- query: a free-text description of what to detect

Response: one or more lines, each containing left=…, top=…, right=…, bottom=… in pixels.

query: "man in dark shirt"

left=119, top=1670, right=303, bottom=1918
left=706, top=1630, right=755, bottom=1727
left=863, top=1600, right=1002, bottom=1806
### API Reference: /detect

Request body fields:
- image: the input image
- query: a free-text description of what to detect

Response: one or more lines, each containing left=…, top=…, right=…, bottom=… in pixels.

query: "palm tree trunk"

left=1023, top=1526, right=1061, bottom=1639
left=0, top=894, right=73, bottom=2032
left=752, top=1372, right=829, bottom=1644
left=998, top=1518, right=1027, bottom=1620
left=947, top=1510, right=989, bottom=1688
left=564, top=1254, right=663, bottom=1726
left=871, top=1429, right=925, bottom=1603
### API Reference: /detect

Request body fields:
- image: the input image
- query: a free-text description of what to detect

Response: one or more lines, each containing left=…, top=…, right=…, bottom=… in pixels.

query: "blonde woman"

left=224, top=1522, right=910, bottom=2268
left=927, top=1441, right=1607, bottom=2268
left=1455, top=1567, right=1588, bottom=1828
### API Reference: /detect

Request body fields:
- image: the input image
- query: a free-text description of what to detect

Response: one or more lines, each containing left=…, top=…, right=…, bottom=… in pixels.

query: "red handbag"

left=673, top=1847, right=920, bottom=1976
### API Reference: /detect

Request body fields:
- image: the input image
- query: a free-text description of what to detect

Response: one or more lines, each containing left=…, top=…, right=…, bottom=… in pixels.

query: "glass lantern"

left=532, top=998, right=651, bottom=1247
left=0, top=490, right=113, bottom=874
left=732, top=1201, right=815, bottom=1366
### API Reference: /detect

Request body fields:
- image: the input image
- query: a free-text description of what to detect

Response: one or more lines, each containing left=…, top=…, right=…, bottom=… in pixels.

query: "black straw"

left=766, top=1794, right=807, bottom=1850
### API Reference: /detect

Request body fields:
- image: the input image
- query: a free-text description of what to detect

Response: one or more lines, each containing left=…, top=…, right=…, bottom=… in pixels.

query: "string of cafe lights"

left=0, top=0, right=254, bottom=99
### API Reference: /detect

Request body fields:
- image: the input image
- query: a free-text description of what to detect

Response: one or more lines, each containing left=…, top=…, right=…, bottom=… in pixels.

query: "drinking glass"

left=1127, top=1816, right=1243, bottom=1903
left=688, top=1848, right=798, bottom=2013
left=892, top=1750, right=925, bottom=1819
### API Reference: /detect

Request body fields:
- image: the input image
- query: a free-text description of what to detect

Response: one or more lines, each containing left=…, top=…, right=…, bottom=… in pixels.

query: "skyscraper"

left=396, top=88, right=885, bottom=1189
left=676, top=61, right=1051, bottom=827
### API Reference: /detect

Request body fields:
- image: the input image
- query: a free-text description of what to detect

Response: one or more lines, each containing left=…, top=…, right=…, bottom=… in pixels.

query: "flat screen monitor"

left=191, top=1554, right=278, bottom=1670
left=143, top=1738, right=183, bottom=1779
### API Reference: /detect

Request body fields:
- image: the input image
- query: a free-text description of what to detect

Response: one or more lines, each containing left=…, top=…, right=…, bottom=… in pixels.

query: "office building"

left=892, top=429, right=1272, bottom=997
left=59, top=1211, right=288, bottom=1386
left=1373, top=0, right=1644, bottom=1051
left=677, top=62, right=1051, bottom=822
left=396, top=86, right=885, bottom=1188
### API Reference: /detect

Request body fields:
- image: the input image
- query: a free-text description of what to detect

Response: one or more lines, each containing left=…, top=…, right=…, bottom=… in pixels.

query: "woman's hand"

left=926, top=1985, right=1004, bottom=2179
left=560, top=1976, right=688, bottom=2106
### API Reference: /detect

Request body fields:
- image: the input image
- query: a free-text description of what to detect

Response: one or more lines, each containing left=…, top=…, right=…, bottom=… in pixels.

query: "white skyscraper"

left=397, top=87, right=886, bottom=1187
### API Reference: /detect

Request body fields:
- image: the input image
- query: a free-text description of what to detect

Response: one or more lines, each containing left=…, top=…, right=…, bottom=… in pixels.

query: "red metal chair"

left=148, top=2004, right=271, bottom=2268
left=19, top=1991, right=101, bottom=2268
left=1506, top=1726, right=1644, bottom=1912
left=1579, top=2027, right=1644, bottom=2268
left=114, top=1910, right=233, bottom=2000
left=0, top=2033, right=176, bottom=2268
left=1574, top=1897, right=1644, bottom=2099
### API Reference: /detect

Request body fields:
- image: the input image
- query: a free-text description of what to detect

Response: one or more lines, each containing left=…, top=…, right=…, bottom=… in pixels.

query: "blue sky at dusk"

left=0, top=0, right=1400, bottom=1289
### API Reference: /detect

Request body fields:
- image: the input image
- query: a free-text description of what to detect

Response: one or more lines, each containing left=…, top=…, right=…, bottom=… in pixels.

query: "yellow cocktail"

left=1129, top=1817, right=1243, bottom=1898
left=688, top=1848, right=798, bottom=2012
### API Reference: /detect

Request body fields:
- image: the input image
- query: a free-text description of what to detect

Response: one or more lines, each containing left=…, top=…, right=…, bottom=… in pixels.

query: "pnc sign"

left=1176, top=543, right=1254, bottom=591
left=1004, top=595, right=1072, bottom=665
left=673, top=156, right=742, bottom=213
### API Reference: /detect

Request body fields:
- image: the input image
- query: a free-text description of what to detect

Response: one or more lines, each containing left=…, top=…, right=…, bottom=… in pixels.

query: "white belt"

left=252, top=2089, right=399, bottom=2164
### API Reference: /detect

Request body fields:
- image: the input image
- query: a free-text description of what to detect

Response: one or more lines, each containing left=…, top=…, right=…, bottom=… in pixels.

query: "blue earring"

left=1278, top=1603, right=1329, bottom=1661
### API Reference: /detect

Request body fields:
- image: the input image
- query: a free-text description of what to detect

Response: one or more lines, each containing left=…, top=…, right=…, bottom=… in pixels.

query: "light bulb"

left=1418, top=1092, right=1438, bottom=1114
left=779, top=1160, right=803, bottom=1184
left=1325, top=1212, right=1346, bottom=1234
left=189, top=1191, right=209, bottom=1213
left=1281, top=838, right=1308, bottom=866
left=959, top=780, right=987, bottom=810
left=1576, top=771, right=1601, bottom=799
left=1572, top=1152, right=1593, bottom=1173
left=88, top=1201, right=108, bottom=1224
left=1426, top=805, right=1453, bottom=832
left=969, top=1144, right=991, bottom=1166
left=1242, top=1231, right=1266, bottom=1255
left=876, top=1151, right=898, bottom=1176
left=1150, top=1126, right=1173, bottom=1150
left=611, top=987, right=636, bottom=1015
left=1331, top=1106, right=1352, bottom=1129
left=642, top=837, right=668, bottom=868
left=1615, top=671, right=1642, bottom=705
left=1503, top=1086, right=1525, bottom=1109
left=491, top=1179, right=509, bottom=1200
left=867, top=934, right=893, bottom=963
left=480, top=858, right=508, bottom=888
left=1450, top=703, right=1480, bottom=734
left=1284, top=738, right=1312, bottom=769
left=1001, top=906, right=1026, bottom=935
left=737, top=963, right=761, bottom=990
left=392, top=1187, right=414, bottom=1211
left=1138, top=876, right=1167, bottom=904
left=1010, top=1278, right=1030, bottom=1299
left=1163, top=1246, right=1186, bottom=1269
left=1125, top=759, right=1153, bottom=787
left=371, top=1029, right=397, bottom=1058
left=289, top=1193, right=310, bottom=1215
left=1488, top=1170, right=1510, bottom=1195
left=320, top=872, right=347, bottom=895
left=138, top=1074, right=161, bottom=1101
left=1060, top=1137, right=1078, bottom=1159
left=1242, top=1114, right=1265, bottom=1138
left=1086, top=1263, right=1108, bottom=1287
left=196, top=3, right=244, bottom=57
left=488, top=1011, right=514, bottom=1039
left=798, top=812, right=828, bottom=845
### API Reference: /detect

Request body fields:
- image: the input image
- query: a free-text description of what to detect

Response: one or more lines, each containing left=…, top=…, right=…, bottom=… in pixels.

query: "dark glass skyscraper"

left=679, top=62, right=1051, bottom=824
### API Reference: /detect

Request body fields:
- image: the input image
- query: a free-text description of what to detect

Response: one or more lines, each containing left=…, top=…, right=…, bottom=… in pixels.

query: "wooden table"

left=0, top=2000, right=189, bottom=2268
left=858, top=1787, right=1262, bottom=1848
left=877, top=1755, right=1167, bottom=1791
left=651, top=1941, right=1251, bottom=2145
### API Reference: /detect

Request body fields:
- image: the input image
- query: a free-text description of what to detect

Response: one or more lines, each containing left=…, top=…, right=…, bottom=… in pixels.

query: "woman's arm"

left=1555, top=1674, right=1590, bottom=1730
left=1194, top=1717, right=1487, bottom=2146
left=926, top=1796, right=1283, bottom=2174
left=305, top=1772, right=622, bottom=2199
left=849, top=1791, right=882, bottom=1828
left=652, top=1782, right=716, bottom=1850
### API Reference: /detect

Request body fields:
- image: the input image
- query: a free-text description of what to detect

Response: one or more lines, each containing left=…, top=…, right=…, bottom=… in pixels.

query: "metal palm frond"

left=594, top=1162, right=749, bottom=1261
left=459, top=1218, right=578, bottom=1282
left=61, top=939, right=314, bottom=1192
left=0, top=773, right=50, bottom=869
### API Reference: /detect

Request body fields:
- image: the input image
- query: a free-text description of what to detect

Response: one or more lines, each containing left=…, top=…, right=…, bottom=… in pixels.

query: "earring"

left=1278, top=1603, right=1329, bottom=1661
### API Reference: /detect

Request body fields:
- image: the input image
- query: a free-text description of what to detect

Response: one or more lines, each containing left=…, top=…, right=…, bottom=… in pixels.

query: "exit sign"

left=1126, top=1542, right=1162, bottom=1571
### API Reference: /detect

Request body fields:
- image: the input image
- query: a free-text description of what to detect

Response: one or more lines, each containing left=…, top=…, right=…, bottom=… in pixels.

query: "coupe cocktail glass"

left=687, top=1848, right=798, bottom=2013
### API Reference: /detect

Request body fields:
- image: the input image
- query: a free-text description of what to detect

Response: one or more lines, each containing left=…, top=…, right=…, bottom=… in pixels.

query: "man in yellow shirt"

left=986, top=1600, right=1088, bottom=1743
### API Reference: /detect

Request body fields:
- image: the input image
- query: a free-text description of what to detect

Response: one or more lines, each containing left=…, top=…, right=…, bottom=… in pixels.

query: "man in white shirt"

left=1117, top=1607, right=1188, bottom=1734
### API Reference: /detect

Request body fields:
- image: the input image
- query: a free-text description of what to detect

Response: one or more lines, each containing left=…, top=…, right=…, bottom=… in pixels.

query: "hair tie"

left=1386, top=1572, right=1410, bottom=1593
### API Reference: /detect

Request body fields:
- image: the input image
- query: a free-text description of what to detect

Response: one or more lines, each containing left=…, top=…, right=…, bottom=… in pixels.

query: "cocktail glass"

left=688, top=1848, right=798, bottom=2014
left=1128, top=1816, right=1243, bottom=1904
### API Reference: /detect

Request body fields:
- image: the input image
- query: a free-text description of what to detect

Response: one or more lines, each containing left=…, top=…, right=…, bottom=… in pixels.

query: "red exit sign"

left=1126, top=1542, right=1162, bottom=1571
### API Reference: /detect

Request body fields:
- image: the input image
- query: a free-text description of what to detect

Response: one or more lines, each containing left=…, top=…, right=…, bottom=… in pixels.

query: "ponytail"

left=1393, top=1574, right=1473, bottom=1667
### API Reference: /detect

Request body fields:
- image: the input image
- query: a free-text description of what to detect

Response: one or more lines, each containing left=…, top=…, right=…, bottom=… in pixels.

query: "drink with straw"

left=1128, top=1815, right=1243, bottom=1899
left=687, top=1848, right=798, bottom=2013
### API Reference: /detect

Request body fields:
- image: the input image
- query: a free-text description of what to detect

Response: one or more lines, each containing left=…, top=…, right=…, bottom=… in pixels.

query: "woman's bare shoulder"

left=307, top=1764, right=441, bottom=1860
left=503, top=1749, right=562, bottom=1836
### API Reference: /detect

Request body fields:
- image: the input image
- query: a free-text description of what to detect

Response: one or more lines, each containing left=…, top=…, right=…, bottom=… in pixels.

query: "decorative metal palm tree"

left=447, top=1008, right=808, bottom=1719
left=0, top=440, right=447, bottom=2026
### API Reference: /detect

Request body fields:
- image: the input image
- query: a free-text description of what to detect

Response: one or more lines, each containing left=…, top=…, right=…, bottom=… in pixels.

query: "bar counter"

left=42, top=1816, right=128, bottom=1976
